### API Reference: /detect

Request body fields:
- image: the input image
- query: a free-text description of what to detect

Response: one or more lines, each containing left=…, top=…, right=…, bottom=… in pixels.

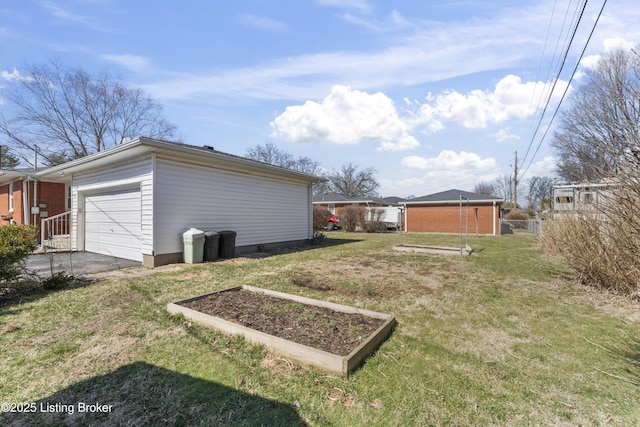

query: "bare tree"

left=0, top=59, right=177, bottom=166
left=551, top=48, right=640, bottom=182
left=542, top=47, right=640, bottom=297
left=245, top=143, right=320, bottom=175
left=492, top=174, right=513, bottom=205
left=473, top=181, right=496, bottom=196
left=325, top=163, right=379, bottom=197
left=526, top=176, right=555, bottom=210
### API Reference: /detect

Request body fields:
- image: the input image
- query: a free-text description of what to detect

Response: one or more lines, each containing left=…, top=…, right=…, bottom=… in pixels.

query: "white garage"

left=84, top=186, right=143, bottom=261
left=38, top=137, right=320, bottom=267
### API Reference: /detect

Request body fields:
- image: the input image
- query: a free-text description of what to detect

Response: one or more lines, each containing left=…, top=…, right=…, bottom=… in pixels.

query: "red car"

left=326, top=215, right=341, bottom=231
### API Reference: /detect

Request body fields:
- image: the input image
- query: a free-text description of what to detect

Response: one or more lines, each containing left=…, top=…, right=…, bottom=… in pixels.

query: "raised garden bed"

left=393, top=244, right=472, bottom=256
left=167, top=285, right=396, bottom=375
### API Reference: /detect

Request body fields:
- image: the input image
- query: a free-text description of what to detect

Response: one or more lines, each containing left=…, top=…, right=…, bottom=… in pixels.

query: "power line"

left=518, top=0, right=589, bottom=172
left=520, top=0, right=609, bottom=180
left=520, top=0, right=579, bottom=159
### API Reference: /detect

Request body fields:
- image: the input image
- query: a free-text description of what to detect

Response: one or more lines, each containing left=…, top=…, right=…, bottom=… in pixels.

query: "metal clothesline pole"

left=459, top=195, right=462, bottom=254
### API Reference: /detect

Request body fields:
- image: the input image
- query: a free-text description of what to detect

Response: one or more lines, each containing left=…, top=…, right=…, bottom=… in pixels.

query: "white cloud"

left=390, top=9, right=409, bottom=27
left=401, top=150, right=497, bottom=171
left=235, top=14, right=288, bottom=33
left=1, top=68, right=22, bottom=81
left=270, top=85, right=419, bottom=151
left=378, top=176, right=424, bottom=196
left=579, top=54, right=602, bottom=70
left=382, top=151, right=501, bottom=196
left=577, top=38, right=637, bottom=79
left=339, top=9, right=411, bottom=32
left=316, top=0, right=370, bottom=13
left=268, top=75, right=563, bottom=153
left=522, top=156, right=557, bottom=178
left=603, top=38, right=636, bottom=53
left=145, top=3, right=569, bottom=103
left=494, top=128, right=519, bottom=143
left=43, top=1, right=91, bottom=25
left=101, top=54, right=150, bottom=72
left=41, top=0, right=115, bottom=33
left=426, top=75, right=566, bottom=129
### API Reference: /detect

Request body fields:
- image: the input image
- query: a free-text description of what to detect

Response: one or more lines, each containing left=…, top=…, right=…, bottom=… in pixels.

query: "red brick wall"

left=0, top=181, right=24, bottom=225
left=13, top=182, right=25, bottom=225
left=406, top=204, right=500, bottom=235
left=0, top=180, right=66, bottom=228
left=0, top=183, right=11, bottom=224
left=37, top=181, right=67, bottom=218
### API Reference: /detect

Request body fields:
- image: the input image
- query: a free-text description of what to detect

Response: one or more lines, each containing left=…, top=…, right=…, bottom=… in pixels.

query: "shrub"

left=504, top=210, right=529, bottom=220
left=542, top=190, right=640, bottom=298
left=363, top=207, right=386, bottom=233
left=341, top=205, right=365, bottom=232
left=42, top=271, right=75, bottom=291
left=0, top=225, right=37, bottom=283
left=312, top=206, right=332, bottom=232
left=339, top=206, right=388, bottom=233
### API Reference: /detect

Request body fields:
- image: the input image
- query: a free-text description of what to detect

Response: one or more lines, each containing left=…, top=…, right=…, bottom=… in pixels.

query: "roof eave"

left=404, top=199, right=504, bottom=205
left=37, top=137, right=324, bottom=184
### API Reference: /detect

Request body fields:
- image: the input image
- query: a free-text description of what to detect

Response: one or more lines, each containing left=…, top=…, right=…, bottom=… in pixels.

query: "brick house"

left=404, top=189, right=503, bottom=235
left=0, top=169, right=68, bottom=233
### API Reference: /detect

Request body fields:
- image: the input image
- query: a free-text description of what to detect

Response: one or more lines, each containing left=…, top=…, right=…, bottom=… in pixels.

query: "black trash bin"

left=219, top=230, right=237, bottom=258
left=203, top=231, right=220, bottom=261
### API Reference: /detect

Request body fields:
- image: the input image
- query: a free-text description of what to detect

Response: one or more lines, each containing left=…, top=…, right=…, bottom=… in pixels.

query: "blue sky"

left=1, top=0, right=639, bottom=198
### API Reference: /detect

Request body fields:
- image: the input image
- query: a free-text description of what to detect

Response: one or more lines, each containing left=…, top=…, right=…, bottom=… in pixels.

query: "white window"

left=8, top=182, right=13, bottom=212
left=328, top=204, right=335, bottom=214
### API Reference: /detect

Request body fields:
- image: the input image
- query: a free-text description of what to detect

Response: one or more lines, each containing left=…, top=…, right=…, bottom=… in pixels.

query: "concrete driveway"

left=26, top=252, right=141, bottom=277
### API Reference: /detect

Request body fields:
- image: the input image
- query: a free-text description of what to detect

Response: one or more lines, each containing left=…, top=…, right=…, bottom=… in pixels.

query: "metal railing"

left=40, top=211, right=70, bottom=251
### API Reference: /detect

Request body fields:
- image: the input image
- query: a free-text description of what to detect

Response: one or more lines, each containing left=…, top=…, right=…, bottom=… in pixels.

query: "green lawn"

left=1, top=232, right=638, bottom=426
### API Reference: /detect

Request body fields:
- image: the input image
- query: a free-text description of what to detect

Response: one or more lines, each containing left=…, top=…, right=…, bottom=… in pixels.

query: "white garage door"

left=84, top=186, right=142, bottom=262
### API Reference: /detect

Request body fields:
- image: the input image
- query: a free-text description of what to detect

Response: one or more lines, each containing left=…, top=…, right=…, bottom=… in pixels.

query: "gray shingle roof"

left=405, top=189, right=503, bottom=203
left=312, top=192, right=353, bottom=202
left=382, top=196, right=406, bottom=204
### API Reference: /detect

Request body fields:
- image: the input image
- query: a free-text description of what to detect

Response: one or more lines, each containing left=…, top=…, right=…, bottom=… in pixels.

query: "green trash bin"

left=219, top=230, right=236, bottom=258
left=183, top=228, right=205, bottom=263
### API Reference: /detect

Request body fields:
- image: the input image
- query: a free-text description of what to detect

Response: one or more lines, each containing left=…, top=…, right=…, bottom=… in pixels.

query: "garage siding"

left=154, top=158, right=311, bottom=255
left=71, top=157, right=153, bottom=256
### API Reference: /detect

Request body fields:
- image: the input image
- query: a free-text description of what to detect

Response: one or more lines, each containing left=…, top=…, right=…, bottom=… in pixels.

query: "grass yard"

left=1, top=232, right=639, bottom=426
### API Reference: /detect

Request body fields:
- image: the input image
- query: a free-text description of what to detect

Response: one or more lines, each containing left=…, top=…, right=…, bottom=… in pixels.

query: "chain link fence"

left=500, top=219, right=543, bottom=236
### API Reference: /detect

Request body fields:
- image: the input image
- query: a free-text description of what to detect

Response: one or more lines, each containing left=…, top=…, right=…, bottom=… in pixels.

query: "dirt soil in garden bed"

left=180, top=290, right=386, bottom=356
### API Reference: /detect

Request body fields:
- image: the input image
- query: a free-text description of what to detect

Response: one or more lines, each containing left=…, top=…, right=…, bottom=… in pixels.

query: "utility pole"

left=513, top=151, right=518, bottom=209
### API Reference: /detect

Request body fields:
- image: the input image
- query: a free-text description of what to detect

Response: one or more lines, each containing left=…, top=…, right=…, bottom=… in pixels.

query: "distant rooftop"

left=313, top=192, right=403, bottom=205
left=406, top=189, right=503, bottom=204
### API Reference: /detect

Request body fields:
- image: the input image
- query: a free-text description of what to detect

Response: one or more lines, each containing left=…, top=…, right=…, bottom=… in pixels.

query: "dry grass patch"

left=446, top=326, right=531, bottom=363
left=287, top=252, right=460, bottom=301
left=1, top=232, right=639, bottom=426
left=260, top=353, right=300, bottom=376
